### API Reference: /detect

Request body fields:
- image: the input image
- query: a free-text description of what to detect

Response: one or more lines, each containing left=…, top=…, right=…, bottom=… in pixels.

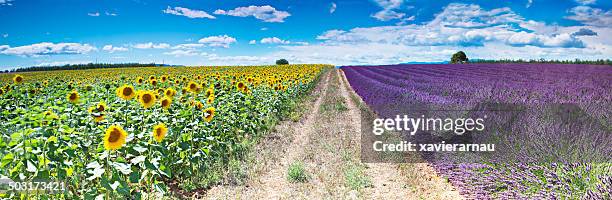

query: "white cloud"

left=133, top=42, right=170, bottom=49
left=102, top=45, right=128, bottom=53
left=249, top=40, right=257, bottom=44
left=261, top=27, right=269, bottom=31
left=330, top=2, right=337, bottom=14
left=575, top=0, right=596, bottom=5
left=526, top=0, right=533, bottom=8
left=197, top=35, right=237, bottom=48
left=2, top=33, right=8, bottom=38
left=260, top=37, right=290, bottom=44
left=566, top=6, right=612, bottom=27
left=214, top=5, right=290, bottom=22
left=0, top=42, right=96, bottom=57
left=506, top=32, right=584, bottom=48
left=0, top=0, right=12, bottom=6
left=271, top=3, right=610, bottom=65
left=163, top=49, right=203, bottom=57
left=35, top=60, right=93, bottom=67
left=88, top=12, right=100, bottom=17
left=371, top=0, right=409, bottom=21
left=171, top=43, right=205, bottom=50
left=163, top=6, right=215, bottom=19
left=105, top=11, right=117, bottom=16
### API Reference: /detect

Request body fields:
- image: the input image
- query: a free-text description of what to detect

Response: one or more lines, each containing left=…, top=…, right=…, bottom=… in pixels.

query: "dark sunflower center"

left=162, top=100, right=169, bottom=106
left=16, top=77, right=22, bottom=82
left=98, top=105, right=105, bottom=112
left=142, top=94, right=152, bottom=103
left=108, top=129, right=121, bottom=143
left=190, top=84, right=197, bottom=90
left=207, top=110, right=213, bottom=116
left=123, top=87, right=133, bottom=96
left=69, top=93, right=77, bottom=100
left=156, top=128, right=163, bottom=137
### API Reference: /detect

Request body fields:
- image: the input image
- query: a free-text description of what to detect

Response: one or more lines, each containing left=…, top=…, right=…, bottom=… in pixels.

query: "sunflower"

left=136, top=77, right=144, bottom=84
left=152, top=123, right=168, bottom=143
left=96, top=102, right=107, bottom=112
left=161, top=75, right=168, bottom=82
left=116, top=85, right=136, bottom=100
left=236, top=81, right=246, bottom=91
left=67, top=90, right=80, bottom=104
left=0, top=88, right=4, bottom=96
left=204, top=107, right=215, bottom=122
left=206, top=96, right=214, bottom=104
left=138, top=90, right=157, bottom=109
left=92, top=113, right=105, bottom=123
left=187, top=81, right=199, bottom=93
left=13, top=74, right=24, bottom=84
left=160, top=97, right=172, bottom=110
left=195, top=101, right=204, bottom=110
left=165, top=88, right=176, bottom=97
left=103, top=125, right=127, bottom=150
left=205, top=88, right=214, bottom=97
left=149, top=75, right=156, bottom=81
left=85, top=84, right=93, bottom=91
left=150, top=79, right=158, bottom=87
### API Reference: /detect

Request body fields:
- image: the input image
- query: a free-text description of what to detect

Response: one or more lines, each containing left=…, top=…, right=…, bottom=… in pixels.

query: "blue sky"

left=0, top=0, right=611, bottom=69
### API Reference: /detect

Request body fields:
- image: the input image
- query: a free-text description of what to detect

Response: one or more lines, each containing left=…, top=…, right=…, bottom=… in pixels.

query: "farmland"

left=342, top=64, right=611, bottom=199
left=0, top=64, right=330, bottom=199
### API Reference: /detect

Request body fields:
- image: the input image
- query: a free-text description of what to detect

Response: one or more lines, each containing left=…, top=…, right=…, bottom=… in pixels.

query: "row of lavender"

left=342, top=64, right=611, bottom=199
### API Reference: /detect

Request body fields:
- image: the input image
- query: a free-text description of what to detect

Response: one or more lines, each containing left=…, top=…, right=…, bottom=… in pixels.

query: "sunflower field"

left=0, top=64, right=331, bottom=199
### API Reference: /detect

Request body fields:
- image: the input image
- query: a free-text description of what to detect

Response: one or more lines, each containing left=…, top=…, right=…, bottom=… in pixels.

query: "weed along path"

left=203, top=69, right=464, bottom=199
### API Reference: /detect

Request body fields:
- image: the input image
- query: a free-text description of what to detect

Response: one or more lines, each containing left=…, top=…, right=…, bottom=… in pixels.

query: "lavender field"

left=343, top=64, right=611, bottom=199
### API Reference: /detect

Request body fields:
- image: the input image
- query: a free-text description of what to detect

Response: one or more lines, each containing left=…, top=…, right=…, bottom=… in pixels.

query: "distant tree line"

left=1, top=63, right=164, bottom=73
left=468, top=58, right=611, bottom=65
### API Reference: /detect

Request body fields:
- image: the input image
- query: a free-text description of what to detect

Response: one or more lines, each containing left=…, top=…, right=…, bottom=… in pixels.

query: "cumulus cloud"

left=506, top=32, right=584, bottom=48
left=273, top=3, right=607, bottom=65
left=163, top=49, right=203, bottom=57
left=88, top=12, right=100, bottom=17
left=197, top=35, right=237, bottom=48
left=171, top=43, right=205, bottom=50
left=249, top=40, right=257, bottom=44
left=0, top=42, right=96, bottom=57
left=572, top=28, right=598, bottom=36
left=102, top=45, right=128, bottom=53
left=526, top=0, right=533, bottom=8
left=260, top=37, right=290, bottom=44
left=214, top=5, right=290, bottom=22
left=0, top=0, right=12, bottom=6
left=371, top=0, right=410, bottom=21
left=163, top=6, right=215, bottom=19
left=133, top=42, right=170, bottom=49
left=330, top=2, right=337, bottom=14
left=575, top=0, right=596, bottom=5
left=566, top=6, right=612, bottom=27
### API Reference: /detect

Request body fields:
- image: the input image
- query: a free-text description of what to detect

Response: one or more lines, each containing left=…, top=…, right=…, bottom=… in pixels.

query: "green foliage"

left=276, top=59, right=289, bottom=65
left=451, top=51, right=468, bottom=64
left=287, top=161, right=308, bottom=183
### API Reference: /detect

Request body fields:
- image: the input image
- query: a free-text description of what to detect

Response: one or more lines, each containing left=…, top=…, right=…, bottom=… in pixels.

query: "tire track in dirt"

left=337, top=68, right=464, bottom=200
left=204, top=69, right=333, bottom=199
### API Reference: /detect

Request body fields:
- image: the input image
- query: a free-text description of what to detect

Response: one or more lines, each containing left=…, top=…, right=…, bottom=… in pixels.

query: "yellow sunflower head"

left=93, top=113, right=105, bottom=123
left=150, top=79, right=158, bottom=86
left=96, top=102, right=107, bottom=112
left=236, top=81, right=245, bottom=90
left=160, top=97, right=172, bottom=110
left=103, top=125, right=127, bottom=150
left=206, top=96, right=214, bottom=104
left=149, top=75, right=156, bottom=81
left=13, top=74, right=24, bottom=84
left=138, top=90, right=157, bottom=109
left=67, top=90, right=80, bottom=104
left=205, top=88, right=214, bottom=97
left=187, top=81, right=199, bottom=93
left=117, top=85, right=136, bottom=100
left=0, top=88, right=4, bottom=96
left=195, top=101, right=204, bottom=110
left=165, top=88, right=176, bottom=97
left=152, top=123, right=168, bottom=143
left=136, top=77, right=144, bottom=84
left=161, top=75, right=168, bottom=82
left=204, top=107, right=215, bottom=122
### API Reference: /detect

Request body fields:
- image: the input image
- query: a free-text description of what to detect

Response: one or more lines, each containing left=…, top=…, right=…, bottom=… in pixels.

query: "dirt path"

left=203, top=69, right=464, bottom=199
